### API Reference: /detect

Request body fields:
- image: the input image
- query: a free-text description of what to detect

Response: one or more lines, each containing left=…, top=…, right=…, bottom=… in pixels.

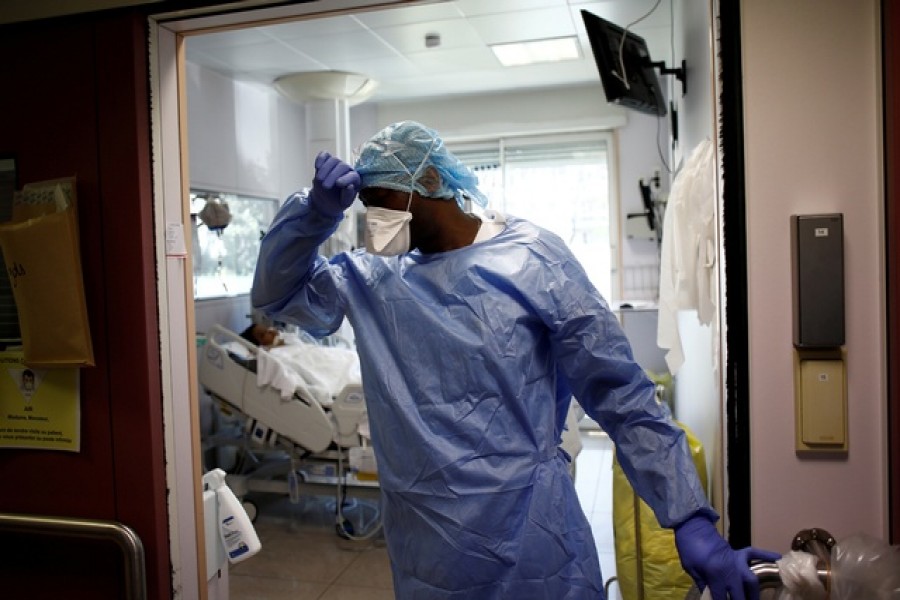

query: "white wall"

left=194, top=296, right=251, bottom=336
left=667, top=0, right=720, bottom=510
left=675, top=0, right=715, bottom=159
left=617, top=111, right=668, bottom=301
left=742, top=0, right=886, bottom=550
left=276, top=92, right=310, bottom=201
left=186, top=62, right=309, bottom=335
left=186, top=61, right=307, bottom=202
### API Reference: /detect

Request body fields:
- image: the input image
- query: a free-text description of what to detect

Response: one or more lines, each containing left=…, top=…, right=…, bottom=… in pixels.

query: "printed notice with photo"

left=0, top=349, right=80, bottom=451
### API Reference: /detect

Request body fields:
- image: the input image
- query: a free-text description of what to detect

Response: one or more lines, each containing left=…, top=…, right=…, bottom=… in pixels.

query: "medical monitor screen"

left=581, top=10, right=666, bottom=116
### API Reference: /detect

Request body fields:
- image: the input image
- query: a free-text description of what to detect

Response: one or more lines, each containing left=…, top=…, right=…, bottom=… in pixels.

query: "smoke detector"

left=425, top=33, right=441, bottom=48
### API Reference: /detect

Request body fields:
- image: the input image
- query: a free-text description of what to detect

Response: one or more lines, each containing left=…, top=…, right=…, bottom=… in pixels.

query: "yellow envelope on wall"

left=0, top=178, right=94, bottom=367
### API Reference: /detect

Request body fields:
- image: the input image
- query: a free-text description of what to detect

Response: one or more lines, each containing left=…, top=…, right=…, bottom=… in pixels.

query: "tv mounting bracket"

left=650, top=59, right=687, bottom=96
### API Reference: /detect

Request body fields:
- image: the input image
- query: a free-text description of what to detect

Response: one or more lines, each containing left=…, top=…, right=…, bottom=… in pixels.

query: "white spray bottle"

left=206, top=468, right=261, bottom=564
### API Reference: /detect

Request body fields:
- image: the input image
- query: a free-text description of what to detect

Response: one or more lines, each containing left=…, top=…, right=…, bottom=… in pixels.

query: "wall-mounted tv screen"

left=581, top=10, right=667, bottom=116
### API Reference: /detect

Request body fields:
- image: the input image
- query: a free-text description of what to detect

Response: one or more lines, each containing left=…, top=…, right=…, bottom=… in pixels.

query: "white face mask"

left=362, top=139, right=435, bottom=256
left=364, top=205, right=413, bottom=256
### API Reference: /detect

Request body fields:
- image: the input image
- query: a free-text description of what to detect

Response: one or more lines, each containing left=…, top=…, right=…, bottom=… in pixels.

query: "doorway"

left=150, top=0, right=735, bottom=595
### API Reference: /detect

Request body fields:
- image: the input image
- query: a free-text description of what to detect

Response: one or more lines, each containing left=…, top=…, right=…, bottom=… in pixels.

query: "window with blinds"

left=451, top=132, right=617, bottom=300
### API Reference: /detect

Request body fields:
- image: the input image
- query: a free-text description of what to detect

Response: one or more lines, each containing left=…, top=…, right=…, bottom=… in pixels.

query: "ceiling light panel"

left=491, top=37, right=581, bottom=67
left=468, top=6, right=575, bottom=45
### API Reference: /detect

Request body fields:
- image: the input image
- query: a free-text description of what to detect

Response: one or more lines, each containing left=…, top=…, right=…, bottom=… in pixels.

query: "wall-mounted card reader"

left=791, top=213, right=847, bottom=457
left=791, top=214, right=844, bottom=348
left=794, top=349, right=847, bottom=455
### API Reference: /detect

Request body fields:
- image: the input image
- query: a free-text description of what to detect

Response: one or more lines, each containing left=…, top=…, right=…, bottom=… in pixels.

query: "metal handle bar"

left=0, top=512, right=147, bottom=600
left=750, top=561, right=831, bottom=591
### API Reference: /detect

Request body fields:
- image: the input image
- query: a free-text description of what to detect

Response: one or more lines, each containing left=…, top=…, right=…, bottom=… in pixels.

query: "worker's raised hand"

left=674, top=514, right=781, bottom=600
left=309, top=151, right=361, bottom=218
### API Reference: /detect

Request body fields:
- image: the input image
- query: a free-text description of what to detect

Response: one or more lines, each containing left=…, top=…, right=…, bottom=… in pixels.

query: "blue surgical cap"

left=353, top=121, right=489, bottom=209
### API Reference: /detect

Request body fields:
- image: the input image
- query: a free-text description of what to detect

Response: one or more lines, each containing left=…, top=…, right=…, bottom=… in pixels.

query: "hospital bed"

left=198, top=324, right=380, bottom=539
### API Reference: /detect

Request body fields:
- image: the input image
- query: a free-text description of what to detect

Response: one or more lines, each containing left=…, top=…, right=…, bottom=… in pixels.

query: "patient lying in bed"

left=201, top=323, right=367, bottom=454
left=262, top=339, right=361, bottom=406
left=225, top=320, right=361, bottom=408
left=239, top=323, right=284, bottom=349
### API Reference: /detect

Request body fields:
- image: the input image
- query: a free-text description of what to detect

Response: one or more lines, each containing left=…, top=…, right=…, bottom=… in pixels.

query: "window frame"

left=449, top=130, right=621, bottom=301
left=190, top=189, right=279, bottom=300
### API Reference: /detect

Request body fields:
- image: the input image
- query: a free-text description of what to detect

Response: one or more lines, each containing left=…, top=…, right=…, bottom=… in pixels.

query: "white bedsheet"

left=256, top=341, right=361, bottom=406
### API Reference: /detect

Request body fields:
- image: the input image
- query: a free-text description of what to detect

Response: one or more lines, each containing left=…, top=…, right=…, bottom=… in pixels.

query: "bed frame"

left=198, top=324, right=380, bottom=534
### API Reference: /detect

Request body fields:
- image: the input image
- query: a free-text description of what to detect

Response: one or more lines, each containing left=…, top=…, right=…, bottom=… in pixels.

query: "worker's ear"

left=417, top=166, right=442, bottom=194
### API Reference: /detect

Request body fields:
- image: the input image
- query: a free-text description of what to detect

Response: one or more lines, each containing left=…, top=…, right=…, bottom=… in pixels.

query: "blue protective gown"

left=251, top=193, right=716, bottom=599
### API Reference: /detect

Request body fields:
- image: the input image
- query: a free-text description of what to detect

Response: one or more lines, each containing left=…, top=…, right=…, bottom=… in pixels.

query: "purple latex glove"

left=308, top=151, right=361, bottom=218
left=674, top=515, right=782, bottom=600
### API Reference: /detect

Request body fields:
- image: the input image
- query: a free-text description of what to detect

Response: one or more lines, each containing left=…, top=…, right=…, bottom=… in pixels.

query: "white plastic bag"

left=776, top=551, right=827, bottom=600
left=777, top=534, right=900, bottom=599
left=830, top=533, right=900, bottom=599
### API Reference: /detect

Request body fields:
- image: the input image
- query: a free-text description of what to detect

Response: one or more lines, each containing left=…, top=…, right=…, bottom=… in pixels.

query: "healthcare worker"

left=251, top=121, right=779, bottom=599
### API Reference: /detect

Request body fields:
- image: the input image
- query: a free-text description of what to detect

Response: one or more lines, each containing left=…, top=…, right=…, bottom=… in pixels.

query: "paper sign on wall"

left=0, top=349, right=80, bottom=451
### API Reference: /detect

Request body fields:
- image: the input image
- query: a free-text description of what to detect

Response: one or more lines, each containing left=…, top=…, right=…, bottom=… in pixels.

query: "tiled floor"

left=575, top=429, right=620, bottom=597
left=227, top=429, right=619, bottom=599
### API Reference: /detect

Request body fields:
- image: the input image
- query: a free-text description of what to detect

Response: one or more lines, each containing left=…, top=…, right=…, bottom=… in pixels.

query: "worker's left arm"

left=251, top=152, right=360, bottom=335
left=532, top=232, right=780, bottom=600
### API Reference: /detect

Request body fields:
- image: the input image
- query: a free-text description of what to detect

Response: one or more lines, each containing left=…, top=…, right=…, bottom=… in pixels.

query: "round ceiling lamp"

left=273, top=71, right=379, bottom=106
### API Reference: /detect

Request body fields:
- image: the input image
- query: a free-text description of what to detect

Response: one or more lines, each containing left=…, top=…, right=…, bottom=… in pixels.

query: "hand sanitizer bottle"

left=206, top=469, right=261, bottom=564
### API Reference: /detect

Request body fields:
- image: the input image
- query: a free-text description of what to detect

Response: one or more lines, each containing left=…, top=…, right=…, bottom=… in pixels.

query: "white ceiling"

left=184, top=0, right=674, bottom=103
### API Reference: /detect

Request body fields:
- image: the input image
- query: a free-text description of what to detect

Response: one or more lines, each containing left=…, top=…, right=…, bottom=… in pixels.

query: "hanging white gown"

left=657, top=139, right=718, bottom=375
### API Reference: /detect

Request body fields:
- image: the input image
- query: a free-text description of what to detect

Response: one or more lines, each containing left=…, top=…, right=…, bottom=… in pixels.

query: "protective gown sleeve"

left=532, top=233, right=716, bottom=529
left=250, top=191, right=348, bottom=336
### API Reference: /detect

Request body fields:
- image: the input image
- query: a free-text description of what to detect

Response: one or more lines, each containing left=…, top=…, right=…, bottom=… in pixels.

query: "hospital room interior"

left=0, top=0, right=898, bottom=599
left=180, top=0, right=896, bottom=598
left=187, top=1, right=718, bottom=598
